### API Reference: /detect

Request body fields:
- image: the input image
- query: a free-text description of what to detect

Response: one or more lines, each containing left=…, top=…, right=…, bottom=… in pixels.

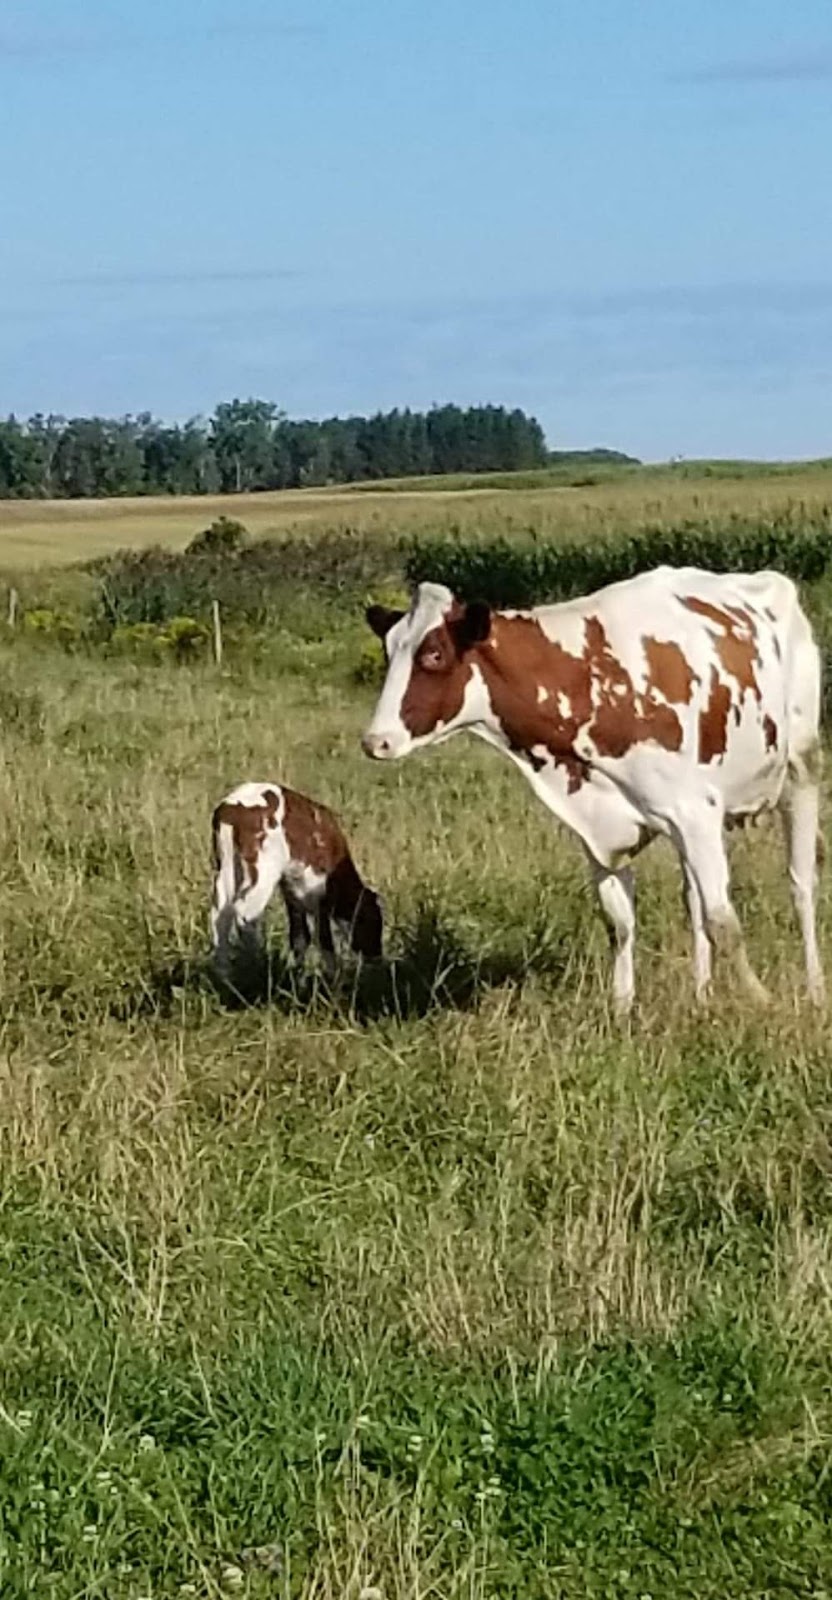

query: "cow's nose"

left=362, top=732, right=392, bottom=759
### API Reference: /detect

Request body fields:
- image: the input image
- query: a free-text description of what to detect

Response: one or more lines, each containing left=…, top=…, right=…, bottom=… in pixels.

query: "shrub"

left=160, top=615, right=210, bottom=661
left=352, top=640, right=387, bottom=686
left=109, top=621, right=162, bottom=655
left=21, top=607, right=81, bottom=648
left=108, top=616, right=210, bottom=662
left=186, top=515, right=249, bottom=556
left=89, top=528, right=397, bottom=635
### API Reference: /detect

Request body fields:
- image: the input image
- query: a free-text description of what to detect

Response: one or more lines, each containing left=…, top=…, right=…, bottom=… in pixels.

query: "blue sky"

left=2, top=0, right=832, bottom=459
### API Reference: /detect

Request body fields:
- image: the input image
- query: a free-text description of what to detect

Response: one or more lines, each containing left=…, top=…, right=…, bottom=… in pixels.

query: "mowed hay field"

left=2, top=472, right=832, bottom=1597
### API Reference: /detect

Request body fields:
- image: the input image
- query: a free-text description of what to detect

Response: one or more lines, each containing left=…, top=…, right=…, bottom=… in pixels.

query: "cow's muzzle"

left=361, top=732, right=396, bottom=759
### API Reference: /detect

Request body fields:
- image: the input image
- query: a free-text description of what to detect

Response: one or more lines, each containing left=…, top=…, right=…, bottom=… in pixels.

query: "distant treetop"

left=0, top=400, right=566, bottom=499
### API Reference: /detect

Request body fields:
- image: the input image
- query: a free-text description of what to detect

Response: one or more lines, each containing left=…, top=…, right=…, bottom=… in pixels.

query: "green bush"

left=405, top=504, right=832, bottom=608
left=21, top=607, right=81, bottom=648
left=108, top=616, right=209, bottom=662
left=185, top=515, right=249, bottom=556
left=160, top=615, right=210, bottom=660
left=352, top=640, right=387, bottom=685
left=89, top=528, right=396, bottom=634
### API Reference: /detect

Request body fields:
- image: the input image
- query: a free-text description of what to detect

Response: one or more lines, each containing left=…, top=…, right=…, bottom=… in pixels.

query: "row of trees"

left=0, top=401, right=549, bottom=499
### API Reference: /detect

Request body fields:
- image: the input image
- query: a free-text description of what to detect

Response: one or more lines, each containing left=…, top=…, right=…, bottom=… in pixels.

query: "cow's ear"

left=365, top=604, right=405, bottom=640
left=452, top=599, right=492, bottom=650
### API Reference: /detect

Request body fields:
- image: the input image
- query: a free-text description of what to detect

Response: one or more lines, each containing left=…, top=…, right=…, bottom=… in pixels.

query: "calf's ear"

left=451, top=599, right=492, bottom=650
left=365, top=604, right=405, bottom=639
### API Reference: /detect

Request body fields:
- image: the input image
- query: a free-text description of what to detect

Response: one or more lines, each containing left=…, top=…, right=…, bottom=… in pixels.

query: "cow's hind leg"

left=778, top=758, right=824, bottom=1004
left=671, top=806, right=769, bottom=1005
left=281, top=887, right=312, bottom=966
left=590, top=861, right=636, bottom=1015
left=211, top=898, right=238, bottom=980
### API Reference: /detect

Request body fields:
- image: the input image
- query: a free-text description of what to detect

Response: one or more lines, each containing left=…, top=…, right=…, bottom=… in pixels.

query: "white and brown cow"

left=211, top=782, right=383, bottom=977
left=362, top=568, right=823, bottom=1012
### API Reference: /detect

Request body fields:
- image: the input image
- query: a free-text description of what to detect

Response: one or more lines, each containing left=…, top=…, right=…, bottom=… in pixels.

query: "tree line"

left=0, top=400, right=549, bottom=498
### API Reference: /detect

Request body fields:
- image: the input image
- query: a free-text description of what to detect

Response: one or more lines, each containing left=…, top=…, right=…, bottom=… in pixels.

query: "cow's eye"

left=421, top=647, right=444, bottom=670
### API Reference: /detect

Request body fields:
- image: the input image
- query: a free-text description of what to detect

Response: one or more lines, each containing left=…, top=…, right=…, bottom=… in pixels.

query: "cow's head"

left=362, top=582, right=492, bottom=759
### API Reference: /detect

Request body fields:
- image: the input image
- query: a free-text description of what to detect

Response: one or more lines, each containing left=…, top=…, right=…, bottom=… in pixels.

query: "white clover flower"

left=138, top=1434, right=156, bottom=1453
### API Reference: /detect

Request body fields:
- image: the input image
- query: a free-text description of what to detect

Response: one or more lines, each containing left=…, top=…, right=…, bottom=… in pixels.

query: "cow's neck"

left=470, top=613, right=582, bottom=764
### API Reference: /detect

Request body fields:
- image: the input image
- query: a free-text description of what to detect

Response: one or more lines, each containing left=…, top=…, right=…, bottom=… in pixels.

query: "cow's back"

left=665, top=566, right=820, bottom=770
left=533, top=566, right=817, bottom=815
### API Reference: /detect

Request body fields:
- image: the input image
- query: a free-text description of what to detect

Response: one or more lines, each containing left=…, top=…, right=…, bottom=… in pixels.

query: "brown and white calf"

left=363, top=568, right=823, bottom=1012
left=211, top=783, right=383, bottom=976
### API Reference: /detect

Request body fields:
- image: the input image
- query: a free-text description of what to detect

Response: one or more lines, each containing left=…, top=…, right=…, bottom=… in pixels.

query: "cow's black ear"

left=365, top=604, right=405, bottom=640
left=452, top=599, right=492, bottom=649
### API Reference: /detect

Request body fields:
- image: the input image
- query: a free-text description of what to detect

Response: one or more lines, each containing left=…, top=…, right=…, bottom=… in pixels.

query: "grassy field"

left=3, top=459, right=832, bottom=567
left=2, top=471, right=832, bottom=1597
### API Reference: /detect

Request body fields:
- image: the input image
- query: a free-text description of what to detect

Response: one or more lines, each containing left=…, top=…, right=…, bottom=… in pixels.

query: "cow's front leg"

left=589, top=861, right=636, bottom=1015
left=681, top=860, right=712, bottom=1002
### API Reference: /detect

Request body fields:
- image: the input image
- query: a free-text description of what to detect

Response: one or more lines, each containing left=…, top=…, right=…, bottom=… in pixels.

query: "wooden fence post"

left=7, top=588, right=18, bottom=629
left=212, top=600, right=223, bottom=666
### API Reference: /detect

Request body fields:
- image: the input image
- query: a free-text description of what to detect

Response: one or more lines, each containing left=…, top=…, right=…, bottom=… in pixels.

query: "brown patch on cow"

left=280, top=788, right=381, bottom=953
left=281, top=788, right=349, bottom=875
left=213, top=787, right=281, bottom=885
left=643, top=637, right=698, bottom=704
left=762, top=713, right=778, bottom=751
left=473, top=614, right=591, bottom=790
left=682, top=594, right=761, bottom=703
left=399, top=615, right=475, bottom=738
left=582, top=616, right=683, bottom=758
left=471, top=612, right=683, bottom=787
left=698, top=666, right=732, bottom=763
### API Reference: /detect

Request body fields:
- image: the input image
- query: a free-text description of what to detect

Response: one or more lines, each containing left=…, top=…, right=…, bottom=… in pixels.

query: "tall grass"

left=2, top=473, right=832, bottom=1594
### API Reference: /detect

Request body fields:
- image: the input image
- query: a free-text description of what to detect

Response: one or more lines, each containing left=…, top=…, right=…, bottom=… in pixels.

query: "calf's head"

left=362, top=583, right=491, bottom=760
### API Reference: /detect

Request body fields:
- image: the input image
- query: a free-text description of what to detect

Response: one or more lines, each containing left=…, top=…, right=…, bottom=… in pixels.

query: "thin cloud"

left=0, top=17, right=319, bottom=62
left=0, top=27, right=95, bottom=59
left=4, top=267, right=302, bottom=292
left=672, top=50, right=832, bottom=85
